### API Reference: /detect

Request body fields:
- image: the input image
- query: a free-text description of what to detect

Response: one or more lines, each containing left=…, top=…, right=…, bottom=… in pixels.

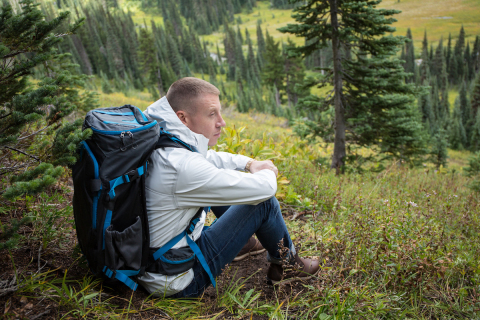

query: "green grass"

left=119, top=0, right=165, bottom=28
left=97, top=90, right=154, bottom=110
left=4, top=100, right=479, bottom=317
left=380, top=0, right=480, bottom=54
left=8, top=112, right=480, bottom=318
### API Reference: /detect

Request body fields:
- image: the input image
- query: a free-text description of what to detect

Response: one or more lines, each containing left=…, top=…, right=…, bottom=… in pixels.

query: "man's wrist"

left=245, top=159, right=255, bottom=172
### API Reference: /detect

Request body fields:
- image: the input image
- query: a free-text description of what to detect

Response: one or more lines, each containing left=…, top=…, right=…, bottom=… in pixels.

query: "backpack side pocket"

left=105, top=216, right=143, bottom=270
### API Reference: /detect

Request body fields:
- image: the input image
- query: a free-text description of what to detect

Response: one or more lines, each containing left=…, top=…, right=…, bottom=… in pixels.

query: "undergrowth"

left=1, top=112, right=478, bottom=319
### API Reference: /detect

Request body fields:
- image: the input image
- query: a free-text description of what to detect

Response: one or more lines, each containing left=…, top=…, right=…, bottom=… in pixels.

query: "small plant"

left=26, top=192, right=74, bottom=251
left=0, top=215, right=32, bottom=250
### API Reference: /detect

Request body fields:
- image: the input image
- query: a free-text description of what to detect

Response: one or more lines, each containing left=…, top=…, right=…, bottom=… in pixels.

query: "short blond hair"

left=166, top=77, right=220, bottom=114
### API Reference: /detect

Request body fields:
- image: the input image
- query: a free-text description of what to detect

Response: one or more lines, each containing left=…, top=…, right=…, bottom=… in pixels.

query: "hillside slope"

left=183, top=0, right=480, bottom=55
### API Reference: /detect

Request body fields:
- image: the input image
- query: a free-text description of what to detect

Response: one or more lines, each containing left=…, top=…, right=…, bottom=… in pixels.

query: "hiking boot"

left=266, top=253, right=320, bottom=285
left=233, top=236, right=266, bottom=262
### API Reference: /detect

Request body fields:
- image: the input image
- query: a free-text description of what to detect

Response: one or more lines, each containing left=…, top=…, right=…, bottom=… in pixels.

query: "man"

left=138, top=77, right=319, bottom=297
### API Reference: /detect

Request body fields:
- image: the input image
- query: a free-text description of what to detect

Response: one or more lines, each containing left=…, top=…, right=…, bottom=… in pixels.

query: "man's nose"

left=217, top=115, right=226, bottom=127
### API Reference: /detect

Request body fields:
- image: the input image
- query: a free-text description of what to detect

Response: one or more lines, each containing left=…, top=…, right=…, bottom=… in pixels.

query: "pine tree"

left=166, top=34, right=183, bottom=77
left=449, top=98, right=467, bottom=149
left=456, top=25, right=466, bottom=53
left=236, top=26, right=243, bottom=45
left=446, top=33, right=452, bottom=73
left=246, top=33, right=259, bottom=84
left=454, top=25, right=466, bottom=84
left=473, top=35, right=480, bottom=73
left=429, top=128, right=449, bottom=169
left=262, top=31, right=285, bottom=107
left=235, top=31, right=247, bottom=81
left=138, top=28, right=156, bottom=79
left=223, top=22, right=237, bottom=80
left=0, top=0, right=97, bottom=248
left=256, top=21, right=266, bottom=66
left=471, top=110, right=480, bottom=151
left=418, top=79, right=435, bottom=128
left=434, top=38, right=448, bottom=91
left=284, top=39, right=307, bottom=107
left=404, top=28, right=415, bottom=83
left=420, top=31, right=430, bottom=83
left=101, top=70, right=113, bottom=93
left=472, top=72, right=480, bottom=119
left=459, top=81, right=472, bottom=145
left=465, top=42, right=474, bottom=82
left=280, top=0, right=427, bottom=170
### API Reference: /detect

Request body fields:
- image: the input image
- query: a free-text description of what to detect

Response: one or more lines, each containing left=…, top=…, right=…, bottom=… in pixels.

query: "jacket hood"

left=144, top=96, right=210, bottom=156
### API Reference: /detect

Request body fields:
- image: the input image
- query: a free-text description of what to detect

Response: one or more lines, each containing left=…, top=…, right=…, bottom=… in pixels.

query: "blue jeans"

left=169, top=197, right=295, bottom=298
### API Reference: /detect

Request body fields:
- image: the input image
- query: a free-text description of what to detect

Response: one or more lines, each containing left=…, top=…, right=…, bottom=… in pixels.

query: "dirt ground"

left=0, top=188, right=312, bottom=319
left=0, top=242, right=312, bottom=319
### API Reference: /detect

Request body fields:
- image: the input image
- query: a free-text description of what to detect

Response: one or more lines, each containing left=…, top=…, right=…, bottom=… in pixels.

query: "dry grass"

left=196, top=0, right=480, bottom=56
left=380, top=0, right=480, bottom=53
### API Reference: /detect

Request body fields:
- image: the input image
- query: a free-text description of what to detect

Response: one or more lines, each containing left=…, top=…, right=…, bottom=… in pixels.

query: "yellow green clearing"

left=183, top=0, right=480, bottom=56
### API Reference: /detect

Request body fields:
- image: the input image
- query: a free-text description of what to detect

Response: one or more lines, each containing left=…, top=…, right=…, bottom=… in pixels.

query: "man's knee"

left=261, top=196, right=281, bottom=213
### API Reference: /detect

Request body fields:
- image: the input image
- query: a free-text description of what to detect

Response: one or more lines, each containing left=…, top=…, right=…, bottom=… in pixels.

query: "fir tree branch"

left=0, top=164, right=27, bottom=176
left=3, top=146, right=40, bottom=161
left=2, top=50, right=29, bottom=59
left=0, top=113, right=12, bottom=120
left=17, top=125, right=50, bottom=141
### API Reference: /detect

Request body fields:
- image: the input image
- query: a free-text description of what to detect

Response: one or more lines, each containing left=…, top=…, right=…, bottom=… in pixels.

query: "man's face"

left=178, top=94, right=226, bottom=146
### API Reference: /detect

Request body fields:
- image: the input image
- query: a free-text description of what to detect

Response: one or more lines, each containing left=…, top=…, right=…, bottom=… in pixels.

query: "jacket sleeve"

left=205, top=149, right=251, bottom=171
left=173, top=152, right=277, bottom=208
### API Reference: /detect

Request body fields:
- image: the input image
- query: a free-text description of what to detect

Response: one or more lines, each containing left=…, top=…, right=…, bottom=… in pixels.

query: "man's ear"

left=176, top=110, right=188, bottom=126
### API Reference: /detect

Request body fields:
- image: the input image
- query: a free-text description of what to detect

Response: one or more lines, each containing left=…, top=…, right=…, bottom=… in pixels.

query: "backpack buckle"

left=103, top=266, right=116, bottom=279
left=126, top=169, right=139, bottom=181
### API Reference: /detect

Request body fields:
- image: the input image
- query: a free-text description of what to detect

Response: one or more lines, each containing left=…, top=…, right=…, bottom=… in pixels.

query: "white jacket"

left=138, top=97, right=277, bottom=296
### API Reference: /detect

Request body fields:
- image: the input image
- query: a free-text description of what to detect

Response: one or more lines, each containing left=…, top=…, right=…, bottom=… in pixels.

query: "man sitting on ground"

left=138, top=77, right=319, bottom=297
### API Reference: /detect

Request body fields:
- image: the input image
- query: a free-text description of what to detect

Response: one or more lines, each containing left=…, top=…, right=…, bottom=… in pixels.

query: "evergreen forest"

left=1, top=0, right=480, bottom=318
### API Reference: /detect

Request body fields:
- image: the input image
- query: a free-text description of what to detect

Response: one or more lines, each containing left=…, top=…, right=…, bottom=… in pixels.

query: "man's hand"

left=249, top=160, right=278, bottom=177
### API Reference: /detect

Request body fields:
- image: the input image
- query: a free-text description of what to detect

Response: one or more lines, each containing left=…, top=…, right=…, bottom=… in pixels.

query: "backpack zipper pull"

left=128, top=131, right=138, bottom=149
left=120, top=131, right=127, bottom=151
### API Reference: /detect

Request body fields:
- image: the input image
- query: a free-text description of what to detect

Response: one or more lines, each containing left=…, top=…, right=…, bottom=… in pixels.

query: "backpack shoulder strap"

left=155, top=131, right=197, bottom=152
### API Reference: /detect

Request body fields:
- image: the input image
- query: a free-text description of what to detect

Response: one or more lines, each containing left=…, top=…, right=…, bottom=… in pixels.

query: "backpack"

left=72, top=105, right=215, bottom=291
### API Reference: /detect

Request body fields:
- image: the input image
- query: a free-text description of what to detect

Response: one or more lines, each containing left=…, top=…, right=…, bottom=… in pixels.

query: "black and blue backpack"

left=72, top=105, right=215, bottom=291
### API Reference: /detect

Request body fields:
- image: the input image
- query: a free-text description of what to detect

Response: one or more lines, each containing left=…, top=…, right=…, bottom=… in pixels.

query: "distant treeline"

left=410, top=27, right=480, bottom=154
left=44, top=0, right=306, bottom=116
left=137, top=0, right=296, bottom=34
left=44, top=0, right=480, bottom=157
left=45, top=0, right=218, bottom=98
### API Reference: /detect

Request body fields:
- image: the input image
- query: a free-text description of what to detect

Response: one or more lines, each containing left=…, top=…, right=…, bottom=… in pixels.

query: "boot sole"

left=233, top=248, right=266, bottom=262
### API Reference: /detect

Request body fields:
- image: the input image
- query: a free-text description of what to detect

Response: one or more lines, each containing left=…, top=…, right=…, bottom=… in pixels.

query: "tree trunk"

left=329, top=0, right=346, bottom=174
left=274, top=84, right=281, bottom=107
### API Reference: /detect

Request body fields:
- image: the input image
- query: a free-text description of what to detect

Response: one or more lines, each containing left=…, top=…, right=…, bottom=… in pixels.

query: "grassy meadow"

left=4, top=88, right=478, bottom=318
left=124, top=0, right=480, bottom=56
